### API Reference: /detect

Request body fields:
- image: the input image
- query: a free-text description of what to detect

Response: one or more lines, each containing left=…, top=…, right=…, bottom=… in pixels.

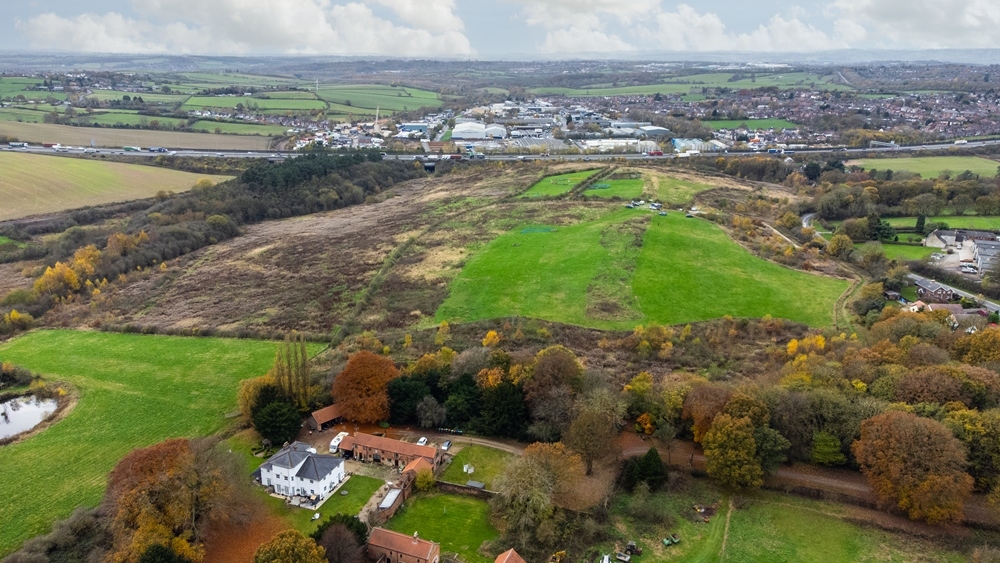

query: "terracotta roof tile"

left=369, top=527, right=438, bottom=560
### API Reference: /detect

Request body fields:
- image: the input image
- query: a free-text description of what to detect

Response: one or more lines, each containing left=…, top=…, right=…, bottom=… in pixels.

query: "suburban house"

left=495, top=549, right=527, bottom=563
left=255, top=441, right=345, bottom=501
left=338, top=432, right=443, bottom=470
left=307, top=403, right=343, bottom=431
left=915, top=279, right=955, bottom=303
left=367, top=528, right=440, bottom=563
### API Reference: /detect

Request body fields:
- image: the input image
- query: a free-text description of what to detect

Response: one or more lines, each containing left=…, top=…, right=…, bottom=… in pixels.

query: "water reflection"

left=0, top=395, right=58, bottom=441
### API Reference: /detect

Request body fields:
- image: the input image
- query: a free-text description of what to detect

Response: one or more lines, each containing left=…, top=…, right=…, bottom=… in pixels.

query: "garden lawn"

left=650, top=175, right=717, bottom=204
left=584, top=178, right=645, bottom=199
left=0, top=330, right=312, bottom=557
left=437, top=209, right=848, bottom=328
left=0, top=152, right=232, bottom=221
left=520, top=169, right=600, bottom=198
left=885, top=216, right=1000, bottom=231
left=440, top=445, right=513, bottom=490
left=701, top=119, right=799, bottom=130
left=849, top=156, right=999, bottom=178
left=386, top=493, right=498, bottom=563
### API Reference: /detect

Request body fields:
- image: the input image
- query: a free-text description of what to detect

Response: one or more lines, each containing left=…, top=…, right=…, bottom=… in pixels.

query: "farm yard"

left=520, top=169, right=600, bottom=197
left=436, top=208, right=848, bottom=329
left=0, top=330, right=302, bottom=557
left=0, top=152, right=232, bottom=221
left=848, top=156, right=999, bottom=178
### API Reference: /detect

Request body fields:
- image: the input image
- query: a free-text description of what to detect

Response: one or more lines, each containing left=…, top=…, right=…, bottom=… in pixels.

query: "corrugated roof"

left=379, top=488, right=402, bottom=510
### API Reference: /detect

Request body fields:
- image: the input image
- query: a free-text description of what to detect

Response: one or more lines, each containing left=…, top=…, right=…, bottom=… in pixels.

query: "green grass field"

left=182, top=96, right=327, bottom=111
left=190, top=120, right=290, bottom=136
left=316, top=84, right=442, bottom=113
left=386, top=494, right=498, bottom=563
left=0, top=107, right=48, bottom=123
left=849, top=156, right=999, bottom=178
left=601, top=486, right=969, bottom=562
left=649, top=175, right=717, bottom=204
left=585, top=177, right=645, bottom=199
left=520, top=169, right=600, bottom=198
left=76, top=112, right=188, bottom=128
left=0, top=152, right=232, bottom=221
left=701, top=119, right=799, bottom=130
left=440, top=445, right=513, bottom=490
left=0, top=331, right=303, bottom=557
left=855, top=243, right=933, bottom=261
left=530, top=72, right=849, bottom=97
left=0, top=121, right=276, bottom=151
left=437, top=209, right=848, bottom=329
left=884, top=215, right=1000, bottom=231
left=86, top=90, right=191, bottom=104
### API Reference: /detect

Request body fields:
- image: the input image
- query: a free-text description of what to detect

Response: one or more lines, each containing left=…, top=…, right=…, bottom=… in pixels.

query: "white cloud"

left=15, top=0, right=473, bottom=56
left=829, top=0, right=1000, bottom=49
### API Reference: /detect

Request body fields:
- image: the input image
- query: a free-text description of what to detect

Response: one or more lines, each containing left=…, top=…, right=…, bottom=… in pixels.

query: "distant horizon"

left=2, top=48, right=1000, bottom=67
left=3, top=1, right=1000, bottom=58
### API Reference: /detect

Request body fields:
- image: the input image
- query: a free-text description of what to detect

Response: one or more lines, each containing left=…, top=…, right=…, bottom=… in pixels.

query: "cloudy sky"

left=3, top=0, right=999, bottom=57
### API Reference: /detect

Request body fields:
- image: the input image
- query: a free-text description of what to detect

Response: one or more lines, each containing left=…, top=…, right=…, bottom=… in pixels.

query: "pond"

left=0, top=395, right=58, bottom=441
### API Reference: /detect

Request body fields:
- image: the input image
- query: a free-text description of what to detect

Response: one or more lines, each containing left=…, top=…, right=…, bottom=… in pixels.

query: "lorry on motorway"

left=8, top=142, right=27, bottom=148
left=648, top=150, right=664, bottom=156
left=123, top=146, right=141, bottom=152
left=954, top=139, right=969, bottom=145
left=147, top=147, right=168, bottom=153
left=42, top=143, right=59, bottom=148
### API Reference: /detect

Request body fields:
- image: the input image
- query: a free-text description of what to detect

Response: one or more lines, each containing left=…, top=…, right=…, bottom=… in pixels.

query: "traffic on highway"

left=4, top=138, right=1000, bottom=162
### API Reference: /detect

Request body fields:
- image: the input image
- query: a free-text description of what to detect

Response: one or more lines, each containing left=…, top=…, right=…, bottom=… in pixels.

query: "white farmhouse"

left=256, top=441, right=345, bottom=500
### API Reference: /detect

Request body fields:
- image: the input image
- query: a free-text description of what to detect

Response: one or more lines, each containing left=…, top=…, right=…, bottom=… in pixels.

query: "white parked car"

left=416, top=437, right=428, bottom=446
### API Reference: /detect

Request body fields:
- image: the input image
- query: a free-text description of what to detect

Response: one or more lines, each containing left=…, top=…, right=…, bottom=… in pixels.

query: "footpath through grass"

left=849, top=156, right=999, bottom=178
left=386, top=493, right=498, bottom=563
left=520, top=169, right=599, bottom=198
left=0, top=152, right=231, bottom=221
left=440, top=445, right=513, bottom=489
left=437, top=209, right=847, bottom=329
left=0, top=330, right=297, bottom=557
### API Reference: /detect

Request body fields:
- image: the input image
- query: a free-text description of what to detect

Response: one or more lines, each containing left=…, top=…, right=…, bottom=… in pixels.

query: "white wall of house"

left=261, top=459, right=345, bottom=499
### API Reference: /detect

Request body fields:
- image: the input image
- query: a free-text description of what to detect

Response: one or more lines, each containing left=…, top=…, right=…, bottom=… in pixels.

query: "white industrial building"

left=255, top=441, right=345, bottom=501
left=451, top=122, right=487, bottom=140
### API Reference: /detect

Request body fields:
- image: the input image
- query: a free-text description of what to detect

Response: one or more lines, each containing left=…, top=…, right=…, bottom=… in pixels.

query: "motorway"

left=3, top=138, right=1000, bottom=162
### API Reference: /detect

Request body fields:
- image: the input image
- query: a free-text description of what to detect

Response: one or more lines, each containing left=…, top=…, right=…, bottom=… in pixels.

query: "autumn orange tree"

left=104, top=438, right=256, bottom=563
left=853, top=411, right=973, bottom=524
left=332, top=350, right=399, bottom=424
left=703, top=414, right=763, bottom=489
left=253, top=530, right=325, bottom=563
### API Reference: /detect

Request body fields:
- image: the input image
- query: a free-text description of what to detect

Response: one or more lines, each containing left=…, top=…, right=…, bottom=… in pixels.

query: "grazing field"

left=76, top=111, right=187, bottom=128
left=0, top=330, right=295, bottom=557
left=386, top=494, right=498, bottom=563
left=190, top=120, right=290, bottom=136
left=600, top=485, right=969, bottom=563
left=520, top=169, right=600, bottom=197
left=0, top=107, right=48, bottom=123
left=849, top=156, right=999, bottom=178
left=884, top=215, right=1000, bottom=231
left=86, top=90, right=191, bottom=104
left=856, top=243, right=933, bottom=261
left=0, top=121, right=275, bottom=150
left=440, top=445, right=513, bottom=490
left=530, top=72, right=848, bottom=96
left=0, top=152, right=232, bottom=221
left=182, top=96, right=327, bottom=111
left=701, top=118, right=799, bottom=130
left=584, top=177, right=645, bottom=199
left=649, top=175, right=717, bottom=204
left=316, top=84, right=442, bottom=113
left=437, top=209, right=847, bottom=329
